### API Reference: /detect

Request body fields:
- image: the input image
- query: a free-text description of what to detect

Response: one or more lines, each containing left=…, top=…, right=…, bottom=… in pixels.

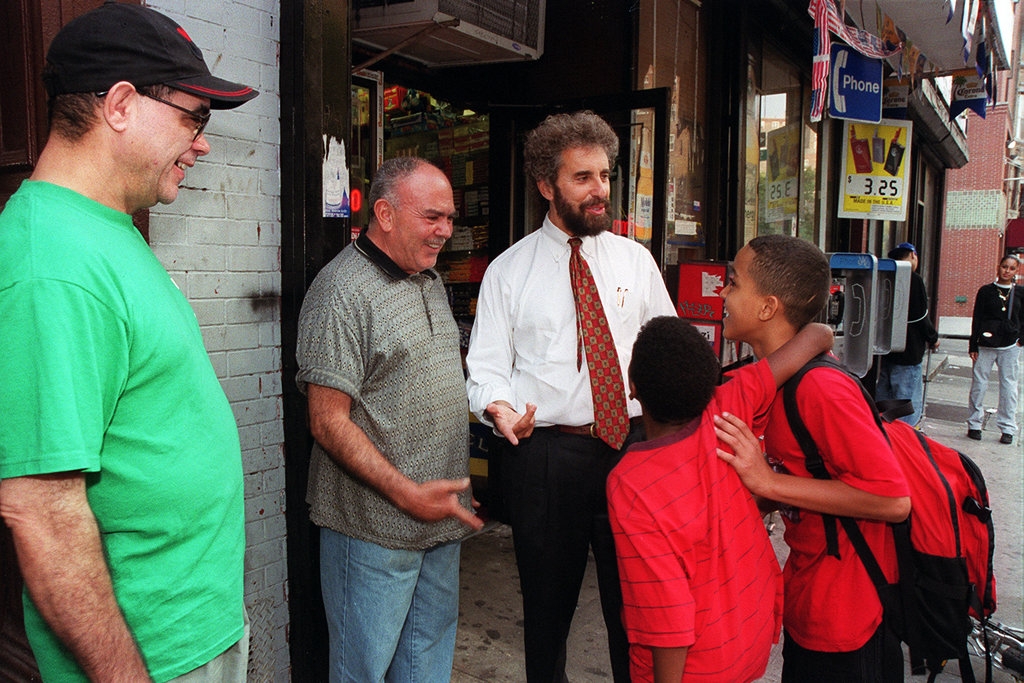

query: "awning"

left=849, top=0, right=1009, bottom=76
left=909, top=79, right=969, bottom=168
left=1007, top=217, right=1024, bottom=249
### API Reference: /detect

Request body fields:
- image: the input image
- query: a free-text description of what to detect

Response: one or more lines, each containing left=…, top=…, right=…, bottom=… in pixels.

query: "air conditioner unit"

left=353, top=0, right=546, bottom=68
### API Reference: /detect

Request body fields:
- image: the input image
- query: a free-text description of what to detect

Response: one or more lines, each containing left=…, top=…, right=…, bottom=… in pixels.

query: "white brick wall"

left=944, top=189, right=1005, bottom=227
left=145, top=1, right=288, bottom=680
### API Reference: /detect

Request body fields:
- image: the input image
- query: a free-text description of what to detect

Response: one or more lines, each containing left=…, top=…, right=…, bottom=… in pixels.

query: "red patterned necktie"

left=568, top=237, right=630, bottom=449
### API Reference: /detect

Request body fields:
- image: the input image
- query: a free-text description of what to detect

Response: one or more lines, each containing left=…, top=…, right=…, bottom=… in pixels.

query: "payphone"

left=822, top=253, right=877, bottom=377
left=874, top=258, right=911, bottom=355
left=821, top=253, right=911, bottom=377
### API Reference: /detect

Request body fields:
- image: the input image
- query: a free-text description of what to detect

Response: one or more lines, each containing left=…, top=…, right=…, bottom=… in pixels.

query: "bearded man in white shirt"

left=465, top=110, right=676, bottom=683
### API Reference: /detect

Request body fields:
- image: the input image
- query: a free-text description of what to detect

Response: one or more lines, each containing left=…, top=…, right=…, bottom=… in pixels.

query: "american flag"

left=810, top=0, right=830, bottom=122
left=808, top=0, right=902, bottom=121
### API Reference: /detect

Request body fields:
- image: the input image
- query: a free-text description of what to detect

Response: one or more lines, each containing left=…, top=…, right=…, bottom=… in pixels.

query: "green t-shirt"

left=0, top=181, right=244, bottom=682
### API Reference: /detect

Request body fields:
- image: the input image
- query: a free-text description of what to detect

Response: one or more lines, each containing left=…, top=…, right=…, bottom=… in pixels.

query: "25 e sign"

left=767, top=178, right=797, bottom=201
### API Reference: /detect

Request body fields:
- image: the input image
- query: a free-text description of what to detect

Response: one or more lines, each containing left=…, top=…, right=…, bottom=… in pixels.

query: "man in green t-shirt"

left=0, top=4, right=257, bottom=681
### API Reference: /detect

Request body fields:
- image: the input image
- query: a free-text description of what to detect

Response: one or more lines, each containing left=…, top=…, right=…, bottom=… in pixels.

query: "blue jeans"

left=320, top=528, right=461, bottom=683
left=877, top=360, right=924, bottom=426
left=968, top=345, right=1021, bottom=434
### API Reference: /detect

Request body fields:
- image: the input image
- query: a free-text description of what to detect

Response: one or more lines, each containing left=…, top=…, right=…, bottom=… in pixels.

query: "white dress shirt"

left=466, top=216, right=677, bottom=428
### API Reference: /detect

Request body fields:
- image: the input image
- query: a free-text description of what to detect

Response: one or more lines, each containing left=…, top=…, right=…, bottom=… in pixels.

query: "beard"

left=553, top=186, right=612, bottom=237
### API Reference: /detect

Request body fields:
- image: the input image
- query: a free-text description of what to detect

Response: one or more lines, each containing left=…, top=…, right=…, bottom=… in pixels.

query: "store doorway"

left=357, top=84, right=673, bottom=354
left=376, top=87, right=673, bottom=519
left=280, top=82, right=675, bottom=677
left=486, top=89, right=672, bottom=270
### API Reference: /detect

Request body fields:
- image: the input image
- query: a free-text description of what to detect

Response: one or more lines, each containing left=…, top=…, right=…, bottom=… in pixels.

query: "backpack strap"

left=875, top=398, right=914, bottom=423
left=837, top=516, right=890, bottom=589
left=958, top=451, right=997, bottom=683
left=781, top=355, right=888, bottom=559
left=957, top=452, right=996, bottom=616
left=783, top=356, right=840, bottom=556
left=912, top=430, right=962, bottom=558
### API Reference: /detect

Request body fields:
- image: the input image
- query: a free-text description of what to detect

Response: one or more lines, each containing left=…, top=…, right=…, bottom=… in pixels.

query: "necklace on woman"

left=995, top=285, right=1009, bottom=312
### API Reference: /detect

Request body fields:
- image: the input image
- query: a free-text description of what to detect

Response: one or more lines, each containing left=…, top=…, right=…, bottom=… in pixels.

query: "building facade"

left=938, top=104, right=1015, bottom=335
left=1, top=1, right=1011, bottom=680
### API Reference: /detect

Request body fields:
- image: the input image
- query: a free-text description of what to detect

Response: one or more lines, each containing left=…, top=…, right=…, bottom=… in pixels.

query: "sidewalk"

left=451, top=337, right=1022, bottom=682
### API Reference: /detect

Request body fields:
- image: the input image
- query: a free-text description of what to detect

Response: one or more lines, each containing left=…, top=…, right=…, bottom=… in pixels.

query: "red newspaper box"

left=676, top=261, right=727, bottom=356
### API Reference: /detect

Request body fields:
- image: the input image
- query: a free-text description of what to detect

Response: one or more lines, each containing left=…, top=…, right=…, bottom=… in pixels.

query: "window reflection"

left=747, top=44, right=819, bottom=242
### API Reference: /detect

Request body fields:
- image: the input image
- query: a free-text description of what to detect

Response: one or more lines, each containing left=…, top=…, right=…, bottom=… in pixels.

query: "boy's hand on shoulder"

left=714, top=412, right=773, bottom=497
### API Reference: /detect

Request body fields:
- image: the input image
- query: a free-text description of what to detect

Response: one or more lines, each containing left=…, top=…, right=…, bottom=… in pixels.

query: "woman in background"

left=966, top=254, right=1022, bottom=445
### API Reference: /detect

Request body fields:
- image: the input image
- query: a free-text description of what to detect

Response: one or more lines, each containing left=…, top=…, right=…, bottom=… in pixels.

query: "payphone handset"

left=819, top=253, right=878, bottom=377
left=875, top=259, right=911, bottom=354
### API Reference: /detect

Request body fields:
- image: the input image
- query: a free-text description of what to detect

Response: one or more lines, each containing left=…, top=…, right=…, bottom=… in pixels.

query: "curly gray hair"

left=523, top=111, right=618, bottom=186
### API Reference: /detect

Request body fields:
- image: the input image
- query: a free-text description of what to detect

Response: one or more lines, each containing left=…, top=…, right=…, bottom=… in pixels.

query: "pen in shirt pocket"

left=616, top=287, right=628, bottom=307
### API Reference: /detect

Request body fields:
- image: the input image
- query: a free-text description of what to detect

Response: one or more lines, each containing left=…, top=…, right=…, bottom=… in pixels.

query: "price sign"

left=768, top=178, right=798, bottom=202
left=844, top=174, right=903, bottom=199
left=764, top=124, right=801, bottom=223
left=838, top=119, right=912, bottom=221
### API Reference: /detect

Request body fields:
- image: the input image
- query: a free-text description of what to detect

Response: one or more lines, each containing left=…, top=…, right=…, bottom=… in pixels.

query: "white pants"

left=967, top=344, right=1022, bottom=434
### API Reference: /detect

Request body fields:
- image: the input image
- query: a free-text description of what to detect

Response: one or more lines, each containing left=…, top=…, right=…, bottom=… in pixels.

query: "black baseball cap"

left=43, top=1, right=258, bottom=110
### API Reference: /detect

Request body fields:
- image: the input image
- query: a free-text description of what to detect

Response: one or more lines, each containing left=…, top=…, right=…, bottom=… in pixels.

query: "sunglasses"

left=96, top=89, right=211, bottom=141
left=141, top=92, right=211, bottom=141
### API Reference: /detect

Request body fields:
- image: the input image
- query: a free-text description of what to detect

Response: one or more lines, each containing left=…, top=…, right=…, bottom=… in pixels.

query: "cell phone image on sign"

left=849, top=125, right=873, bottom=174
left=872, top=128, right=885, bottom=163
left=884, top=128, right=905, bottom=176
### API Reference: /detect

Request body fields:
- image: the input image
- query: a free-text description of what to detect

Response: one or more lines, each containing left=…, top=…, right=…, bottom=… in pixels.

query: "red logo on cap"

left=177, top=26, right=193, bottom=43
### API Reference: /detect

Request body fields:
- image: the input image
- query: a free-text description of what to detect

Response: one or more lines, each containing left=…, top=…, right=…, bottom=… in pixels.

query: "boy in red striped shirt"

left=608, top=316, right=831, bottom=682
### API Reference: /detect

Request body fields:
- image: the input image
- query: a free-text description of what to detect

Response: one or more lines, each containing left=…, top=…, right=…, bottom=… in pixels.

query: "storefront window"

left=373, top=84, right=491, bottom=353
left=635, top=0, right=707, bottom=266
left=746, top=44, right=819, bottom=243
left=351, top=69, right=384, bottom=235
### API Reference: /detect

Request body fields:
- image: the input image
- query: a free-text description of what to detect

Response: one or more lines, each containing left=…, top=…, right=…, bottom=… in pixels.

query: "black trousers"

left=781, top=622, right=905, bottom=683
left=500, top=424, right=641, bottom=683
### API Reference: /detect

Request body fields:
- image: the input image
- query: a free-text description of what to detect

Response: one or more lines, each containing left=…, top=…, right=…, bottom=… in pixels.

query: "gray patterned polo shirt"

left=296, top=231, right=472, bottom=550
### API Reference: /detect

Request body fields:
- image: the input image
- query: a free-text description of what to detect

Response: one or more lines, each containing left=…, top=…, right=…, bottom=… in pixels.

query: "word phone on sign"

left=829, top=43, right=883, bottom=123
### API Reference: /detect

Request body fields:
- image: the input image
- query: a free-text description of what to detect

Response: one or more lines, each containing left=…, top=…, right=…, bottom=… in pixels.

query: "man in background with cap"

left=875, top=242, right=939, bottom=426
left=0, top=3, right=257, bottom=681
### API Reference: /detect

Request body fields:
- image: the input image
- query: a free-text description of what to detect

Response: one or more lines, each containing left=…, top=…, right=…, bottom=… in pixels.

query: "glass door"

left=745, top=43, right=819, bottom=245
left=350, top=68, right=384, bottom=237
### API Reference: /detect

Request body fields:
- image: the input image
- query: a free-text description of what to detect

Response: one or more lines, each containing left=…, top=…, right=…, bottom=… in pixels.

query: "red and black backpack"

left=783, top=355, right=997, bottom=683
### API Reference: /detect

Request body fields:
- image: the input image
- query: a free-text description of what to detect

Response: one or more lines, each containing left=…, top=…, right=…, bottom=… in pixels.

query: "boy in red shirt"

left=714, top=234, right=911, bottom=682
left=607, top=315, right=832, bottom=682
